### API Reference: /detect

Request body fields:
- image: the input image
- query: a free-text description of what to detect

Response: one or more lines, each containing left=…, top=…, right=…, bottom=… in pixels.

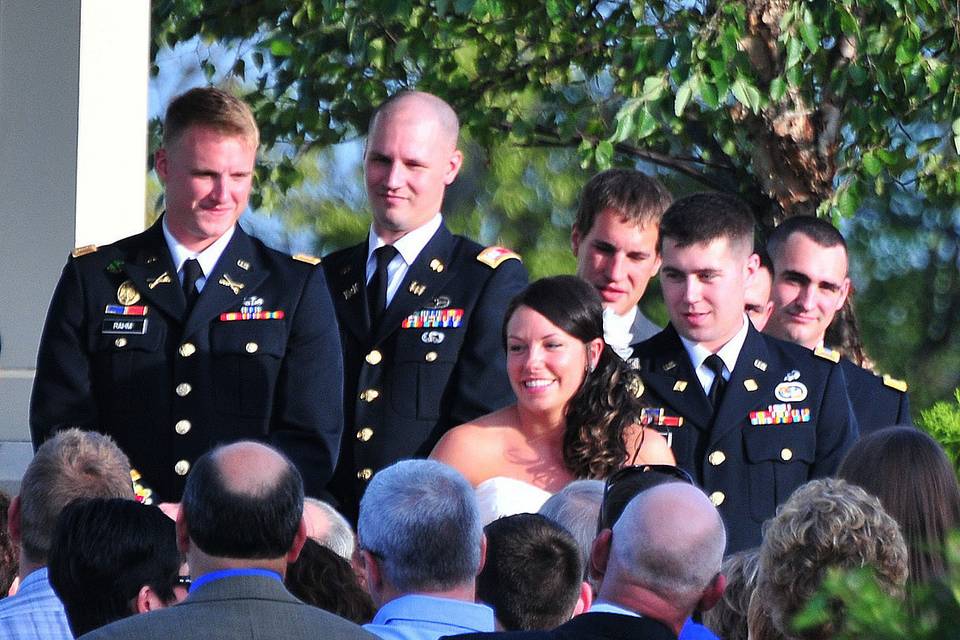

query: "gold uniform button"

left=708, top=451, right=726, bottom=466
left=245, top=342, right=259, bottom=354
left=360, top=389, right=379, bottom=402
left=179, top=343, right=196, bottom=357
left=781, top=448, right=793, bottom=461
left=114, top=338, right=127, bottom=348
left=175, top=383, right=192, bottom=397
left=357, top=427, right=374, bottom=442
left=175, top=420, right=192, bottom=435
left=425, top=351, right=438, bottom=362
left=357, top=468, right=373, bottom=481
left=365, top=350, right=383, bottom=365
left=709, top=491, right=725, bottom=507
left=174, top=460, right=190, bottom=476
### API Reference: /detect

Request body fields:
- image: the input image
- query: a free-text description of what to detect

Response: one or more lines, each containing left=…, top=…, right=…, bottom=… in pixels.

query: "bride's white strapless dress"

left=474, top=476, right=554, bottom=525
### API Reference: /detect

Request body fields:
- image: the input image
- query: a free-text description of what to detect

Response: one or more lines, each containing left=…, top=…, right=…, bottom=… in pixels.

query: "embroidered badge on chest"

left=774, top=381, right=808, bottom=402
left=401, top=308, right=464, bottom=329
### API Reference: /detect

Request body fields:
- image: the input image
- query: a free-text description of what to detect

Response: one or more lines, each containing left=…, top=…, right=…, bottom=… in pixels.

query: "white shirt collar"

left=679, top=314, right=750, bottom=393
left=366, top=212, right=443, bottom=270
left=162, top=216, right=236, bottom=282
left=603, top=306, right=639, bottom=359
left=589, top=601, right=641, bottom=618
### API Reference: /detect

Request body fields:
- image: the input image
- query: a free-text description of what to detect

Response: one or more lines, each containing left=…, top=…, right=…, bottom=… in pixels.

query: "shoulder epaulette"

left=882, top=374, right=908, bottom=393
left=292, top=253, right=321, bottom=265
left=71, top=244, right=98, bottom=258
left=477, top=246, right=521, bottom=269
left=813, top=345, right=841, bottom=363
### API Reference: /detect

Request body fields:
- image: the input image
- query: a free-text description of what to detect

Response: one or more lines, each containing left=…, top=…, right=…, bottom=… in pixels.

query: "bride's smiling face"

left=505, top=305, right=603, bottom=413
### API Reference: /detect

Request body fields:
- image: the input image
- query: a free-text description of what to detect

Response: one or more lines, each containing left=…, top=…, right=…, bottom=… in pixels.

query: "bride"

left=431, top=276, right=674, bottom=522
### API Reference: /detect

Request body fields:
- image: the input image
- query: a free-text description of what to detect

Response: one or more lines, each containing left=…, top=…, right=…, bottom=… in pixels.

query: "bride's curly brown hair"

left=502, top=276, right=647, bottom=479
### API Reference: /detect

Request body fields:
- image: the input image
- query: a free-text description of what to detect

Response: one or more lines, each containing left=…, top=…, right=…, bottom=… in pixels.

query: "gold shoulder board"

left=293, top=253, right=321, bottom=265
left=477, top=246, right=521, bottom=269
left=813, top=345, right=841, bottom=363
left=882, top=374, right=908, bottom=393
left=71, top=244, right=98, bottom=258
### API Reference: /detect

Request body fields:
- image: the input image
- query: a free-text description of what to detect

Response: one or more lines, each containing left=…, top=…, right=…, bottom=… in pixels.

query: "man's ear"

left=571, top=227, right=582, bottom=258
left=837, top=277, right=851, bottom=310
left=175, top=507, right=191, bottom=555
left=572, top=580, right=593, bottom=618
left=7, top=496, right=21, bottom=545
left=286, top=517, right=308, bottom=564
left=154, top=148, right=168, bottom=184
left=443, top=149, right=464, bottom=185
left=359, top=549, right=383, bottom=593
left=477, top=532, right=487, bottom=575
left=133, top=585, right=169, bottom=614
left=697, top=572, right=727, bottom=612
left=589, top=529, right=613, bottom=583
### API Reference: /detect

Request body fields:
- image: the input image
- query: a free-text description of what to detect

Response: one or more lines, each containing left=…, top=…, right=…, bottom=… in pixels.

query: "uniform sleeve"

left=269, top=264, right=344, bottom=498
left=443, top=258, right=529, bottom=429
left=897, top=391, right=913, bottom=426
left=30, top=257, right=99, bottom=448
left=811, top=361, right=858, bottom=478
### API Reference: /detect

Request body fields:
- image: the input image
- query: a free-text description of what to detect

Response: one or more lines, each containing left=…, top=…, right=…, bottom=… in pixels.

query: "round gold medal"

left=117, top=280, right=141, bottom=305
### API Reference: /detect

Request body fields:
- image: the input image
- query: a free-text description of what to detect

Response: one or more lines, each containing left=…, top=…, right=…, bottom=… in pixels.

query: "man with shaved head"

left=450, top=483, right=727, bottom=640
left=82, top=441, right=373, bottom=640
left=323, top=91, right=528, bottom=521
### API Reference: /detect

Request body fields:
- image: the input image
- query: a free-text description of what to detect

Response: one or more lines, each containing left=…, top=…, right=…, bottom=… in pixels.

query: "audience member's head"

left=48, top=498, right=183, bottom=636
left=838, top=426, right=960, bottom=586
left=755, top=478, right=908, bottom=640
left=303, top=497, right=355, bottom=560
left=357, top=459, right=483, bottom=605
left=539, top=479, right=603, bottom=578
left=11, top=428, right=133, bottom=573
left=178, top=441, right=306, bottom=577
left=477, top=514, right=587, bottom=630
left=285, top=537, right=375, bottom=624
left=702, top=548, right=760, bottom=640
left=571, top=169, right=672, bottom=316
left=0, top=490, right=17, bottom=597
left=592, top=483, right=726, bottom=634
left=598, top=464, right=694, bottom=531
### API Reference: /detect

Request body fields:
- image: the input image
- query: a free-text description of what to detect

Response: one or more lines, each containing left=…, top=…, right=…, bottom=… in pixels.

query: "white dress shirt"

left=679, top=314, right=750, bottom=395
left=162, top=218, right=235, bottom=293
left=365, top=213, right=443, bottom=307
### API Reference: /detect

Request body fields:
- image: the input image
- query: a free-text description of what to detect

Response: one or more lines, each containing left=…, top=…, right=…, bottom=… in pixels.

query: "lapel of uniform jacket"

left=709, top=323, right=777, bottom=447
left=327, top=244, right=372, bottom=346
left=121, top=221, right=187, bottom=320
left=372, top=224, right=457, bottom=346
left=182, top=226, right=268, bottom=339
left=640, top=326, right=713, bottom=431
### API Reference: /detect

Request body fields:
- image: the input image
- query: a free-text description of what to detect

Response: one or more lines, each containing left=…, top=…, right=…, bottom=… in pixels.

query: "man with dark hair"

left=82, top=441, right=373, bottom=640
left=0, top=429, right=135, bottom=640
left=629, top=193, right=857, bottom=553
left=323, top=91, right=527, bottom=521
left=357, top=459, right=495, bottom=640
left=31, top=86, right=343, bottom=502
left=477, top=513, right=590, bottom=631
left=48, top=499, right=185, bottom=637
left=571, top=169, right=672, bottom=358
left=743, top=248, right=774, bottom=331
left=764, top=215, right=911, bottom=433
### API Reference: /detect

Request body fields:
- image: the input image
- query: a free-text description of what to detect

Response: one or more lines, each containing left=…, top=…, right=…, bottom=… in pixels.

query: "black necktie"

left=705, top=354, right=727, bottom=409
left=367, top=245, right=399, bottom=330
left=182, top=258, right=204, bottom=311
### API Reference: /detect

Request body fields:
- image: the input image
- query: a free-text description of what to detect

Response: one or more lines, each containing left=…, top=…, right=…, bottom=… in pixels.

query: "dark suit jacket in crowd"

left=30, top=220, right=343, bottom=500
left=79, top=574, right=375, bottom=640
left=839, top=357, right=912, bottom=435
left=447, top=612, right=677, bottom=640
left=630, top=324, right=858, bottom=553
left=323, top=223, right=528, bottom=520
left=630, top=308, right=661, bottom=344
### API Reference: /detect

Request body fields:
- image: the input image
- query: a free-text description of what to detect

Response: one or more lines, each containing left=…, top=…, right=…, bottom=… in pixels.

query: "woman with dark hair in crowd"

left=431, top=276, right=672, bottom=522
left=837, top=426, right=960, bottom=586
left=285, top=538, right=374, bottom=624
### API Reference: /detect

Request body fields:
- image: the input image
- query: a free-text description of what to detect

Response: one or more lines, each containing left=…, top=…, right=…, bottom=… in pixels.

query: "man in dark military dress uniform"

left=30, top=88, right=343, bottom=502
left=629, top=193, right=857, bottom=553
left=323, top=91, right=528, bottom=520
left=764, top=216, right=911, bottom=434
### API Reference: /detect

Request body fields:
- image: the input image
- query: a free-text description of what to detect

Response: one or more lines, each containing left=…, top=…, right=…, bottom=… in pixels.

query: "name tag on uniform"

left=102, top=318, right=148, bottom=334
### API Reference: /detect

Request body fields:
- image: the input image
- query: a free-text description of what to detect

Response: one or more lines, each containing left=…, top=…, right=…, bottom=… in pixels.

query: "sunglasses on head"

left=598, top=464, right=695, bottom=530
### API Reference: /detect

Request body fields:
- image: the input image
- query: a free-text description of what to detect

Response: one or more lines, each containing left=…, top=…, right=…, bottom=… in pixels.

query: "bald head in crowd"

left=593, top=483, right=726, bottom=634
left=178, top=441, right=306, bottom=577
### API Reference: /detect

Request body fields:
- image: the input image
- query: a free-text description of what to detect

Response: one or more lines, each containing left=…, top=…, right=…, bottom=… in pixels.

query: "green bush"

left=918, top=389, right=960, bottom=473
